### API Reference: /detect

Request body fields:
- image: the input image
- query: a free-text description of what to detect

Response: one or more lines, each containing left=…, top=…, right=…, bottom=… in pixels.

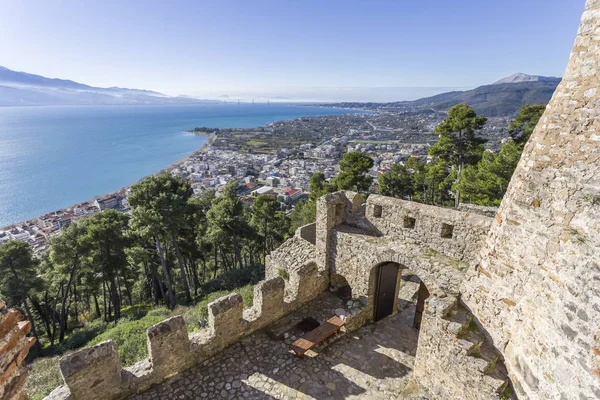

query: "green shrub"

left=278, top=268, right=290, bottom=281
left=26, top=283, right=257, bottom=399
left=145, top=307, right=171, bottom=318
left=198, top=264, right=264, bottom=295
left=54, top=319, right=107, bottom=355
left=178, top=284, right=255, bottom=332
left=121, top=303, right=153, bottom=320
left=87, top=314, right=168, bottom=366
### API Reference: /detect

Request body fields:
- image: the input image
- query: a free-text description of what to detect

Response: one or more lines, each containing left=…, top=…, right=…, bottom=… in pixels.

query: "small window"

left=404, top=216, right=416, bottom=229
left=373, top=204, right=382, bottom=218
left=441, top=223, right=454, bottom=239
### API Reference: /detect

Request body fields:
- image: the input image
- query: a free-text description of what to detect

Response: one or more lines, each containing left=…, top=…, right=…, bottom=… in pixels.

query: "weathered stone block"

left=59, top=340, right=122, bottom=400
left=147, top=316, right=191, bottom=379
left=290, top=262, right=328, bottom=305
left=208, top=293, right=245, bottom=347
left=253, top=277, right=286, bottom=321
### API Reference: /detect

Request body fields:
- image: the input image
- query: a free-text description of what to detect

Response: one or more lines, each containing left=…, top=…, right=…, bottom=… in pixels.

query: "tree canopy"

left=336, top=151, right=374, bottom=192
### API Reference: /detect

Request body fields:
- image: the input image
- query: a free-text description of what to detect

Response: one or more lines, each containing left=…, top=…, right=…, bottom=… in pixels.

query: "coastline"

left=1, top=104, right=362, bottom=232
left=0, top=132, right=215, bottom=231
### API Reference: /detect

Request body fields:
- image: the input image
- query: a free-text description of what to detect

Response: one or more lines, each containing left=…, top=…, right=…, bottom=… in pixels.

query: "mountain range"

left=322, top=73, right=561, bottom=117
left=0, top=66, right=212, bottom=106
left=0, top=67, right=562, bottom=116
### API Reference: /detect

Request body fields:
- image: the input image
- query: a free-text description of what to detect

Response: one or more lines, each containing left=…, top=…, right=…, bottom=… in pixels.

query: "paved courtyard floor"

left=131, top=293, right=426, bottom=400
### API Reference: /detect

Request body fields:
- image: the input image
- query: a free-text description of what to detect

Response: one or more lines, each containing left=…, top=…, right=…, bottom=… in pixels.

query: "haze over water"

left=0, top=103, right=357, bottom=227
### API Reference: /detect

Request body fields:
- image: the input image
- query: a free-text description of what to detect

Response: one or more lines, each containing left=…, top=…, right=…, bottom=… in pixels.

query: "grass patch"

left=422, top=248, right=438, bottom=257
left=246, top=140, right=268, bottom=146
left=25, top=356, right=62, bottom=400
left=278, top=268, right=290, bottom=281
left=26, top=283, right=255, bottom=400
left=501, top=384, right=514, bottom=400
left=467, top=320, right=479, bottom=333
left=87, top=310, right=172, bottom=366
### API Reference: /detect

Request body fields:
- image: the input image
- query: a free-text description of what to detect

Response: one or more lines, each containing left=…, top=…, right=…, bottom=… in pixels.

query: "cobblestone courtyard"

left=131, top=294, right=423, bottom=399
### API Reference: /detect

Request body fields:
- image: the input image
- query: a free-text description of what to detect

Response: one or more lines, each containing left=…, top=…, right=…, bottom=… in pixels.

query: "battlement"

left=50, top=261, right=328, bottom=400
left=28, top=4, right=600, bottom=398
left=362, top=195, right=493, bottom=263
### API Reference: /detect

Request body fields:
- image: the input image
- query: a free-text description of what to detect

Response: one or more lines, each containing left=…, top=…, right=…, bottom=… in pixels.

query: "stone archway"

left=365, top=259, right=432, bottom=330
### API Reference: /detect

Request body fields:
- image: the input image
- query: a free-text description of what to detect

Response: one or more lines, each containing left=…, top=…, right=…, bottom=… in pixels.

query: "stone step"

left=444, top=305, right=473, bottom=336
left=484, top=360, right=510, bottom=394
left=477, top=341, right=501, bottom=374
left=457, top=330, right=484, bottom=354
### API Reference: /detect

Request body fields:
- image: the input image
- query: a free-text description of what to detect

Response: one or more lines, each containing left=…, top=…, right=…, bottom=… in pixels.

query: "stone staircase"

left=444, top=303, right=514, bottom=399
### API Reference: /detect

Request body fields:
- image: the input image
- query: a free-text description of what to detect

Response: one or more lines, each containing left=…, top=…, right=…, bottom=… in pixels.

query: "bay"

left=0, top=103, right=357, bottom=227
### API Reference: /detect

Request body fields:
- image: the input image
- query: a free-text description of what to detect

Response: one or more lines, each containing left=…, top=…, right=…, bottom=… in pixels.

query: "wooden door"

left=374, top=263, right=399, bottom=321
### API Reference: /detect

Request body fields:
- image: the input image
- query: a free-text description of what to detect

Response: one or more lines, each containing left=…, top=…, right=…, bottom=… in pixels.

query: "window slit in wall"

left=441, top=223, right=454, bottom=239
left=373, top=205, right=383, bottom=218
left=404, top=216, right=416, bottom=229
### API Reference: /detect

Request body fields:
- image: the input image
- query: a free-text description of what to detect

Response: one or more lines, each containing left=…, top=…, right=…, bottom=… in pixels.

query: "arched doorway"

left=374, top=262, right=400, bottom=321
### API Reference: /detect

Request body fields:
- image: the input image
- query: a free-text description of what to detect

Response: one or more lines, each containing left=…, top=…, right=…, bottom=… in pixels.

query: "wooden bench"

left=291, top=316, right=345, bottom=358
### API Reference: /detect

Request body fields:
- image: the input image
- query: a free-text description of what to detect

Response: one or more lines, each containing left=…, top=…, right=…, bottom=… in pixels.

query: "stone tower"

left=462, top=1, right=600, bottom=398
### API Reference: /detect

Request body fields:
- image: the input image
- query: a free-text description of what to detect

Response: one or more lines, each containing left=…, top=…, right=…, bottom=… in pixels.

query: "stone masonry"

left=461, top=1, right=600, bottom=398
left=0, top=299, right=36, bottom=400
left=2, top=2, right=595, bottom=398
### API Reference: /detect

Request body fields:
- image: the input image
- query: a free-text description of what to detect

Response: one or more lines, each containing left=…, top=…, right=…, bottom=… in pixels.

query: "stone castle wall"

left=412, top=296, right=509, bottom=400
left=0, top=299, right=36, bottom=400
left=10, top=3, right=598, bottom=398
left=462, top=1, right=600, bottom=398
left=48, top=263, right=328, bottom=400
left=325, top=192, right=492, bottom=305
left=359, top=195, right=493, bottom=263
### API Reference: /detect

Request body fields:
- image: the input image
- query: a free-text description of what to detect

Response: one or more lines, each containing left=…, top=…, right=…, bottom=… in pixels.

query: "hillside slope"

left=325, top=75, right=561, bottom=117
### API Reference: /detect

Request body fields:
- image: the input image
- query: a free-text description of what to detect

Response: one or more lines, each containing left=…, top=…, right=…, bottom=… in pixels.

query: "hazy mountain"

left=0, top=66, right=213, bottom=106
left=493, top=72, right=560, bottom=85
left=324, top=74, right=561, bottom=117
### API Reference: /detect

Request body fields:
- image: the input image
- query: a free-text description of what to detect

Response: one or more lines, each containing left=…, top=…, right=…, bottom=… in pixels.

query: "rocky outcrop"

left=0, top=299, right=36, bottom=400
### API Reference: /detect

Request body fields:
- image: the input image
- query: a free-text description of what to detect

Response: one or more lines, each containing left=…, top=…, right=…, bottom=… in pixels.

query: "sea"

left=0, top=103, right=360, bottom=228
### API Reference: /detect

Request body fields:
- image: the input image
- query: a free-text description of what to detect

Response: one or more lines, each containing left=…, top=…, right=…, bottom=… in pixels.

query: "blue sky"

left=0, top=0, right=586, bottom=101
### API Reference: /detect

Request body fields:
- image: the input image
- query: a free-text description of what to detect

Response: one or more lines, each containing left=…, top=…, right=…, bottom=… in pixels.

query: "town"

left=0, top=109, right=512, bottom=253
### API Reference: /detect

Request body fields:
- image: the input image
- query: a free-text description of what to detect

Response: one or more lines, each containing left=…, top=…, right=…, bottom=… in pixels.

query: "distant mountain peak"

left=494, top=73, right=560, bottom=85
left=0, top=65, right=214, bottom=106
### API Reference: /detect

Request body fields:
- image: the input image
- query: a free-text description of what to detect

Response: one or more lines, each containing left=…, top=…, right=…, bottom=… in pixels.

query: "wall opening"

left=441, top=223, right=454, bottom=239
left=296, top=317, right=320, bottom=333
left=373, top=204, right=383, bottom=218
left=413, top=282, right=431, bottom=329
left=403, top=216, right=416, bottom=229
left=374, top=262, right=400, bottom=321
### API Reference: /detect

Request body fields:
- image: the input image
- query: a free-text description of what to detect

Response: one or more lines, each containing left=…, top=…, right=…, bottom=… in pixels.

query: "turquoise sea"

left=0, top=104, right=358, bottom=227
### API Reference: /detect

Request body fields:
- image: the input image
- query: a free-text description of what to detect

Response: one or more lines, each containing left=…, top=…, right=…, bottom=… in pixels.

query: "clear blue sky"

left=0, top=0, right=586, bottom=99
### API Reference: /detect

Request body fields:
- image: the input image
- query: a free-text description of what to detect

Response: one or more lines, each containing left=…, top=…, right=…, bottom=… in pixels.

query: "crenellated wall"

left=320, top=192, right=492, bottom=317
left=296, top=222, right=316, bottom=245
left=359, top=195, right=493, bottom=263
left=48, top=262, right=328, bottom=400
left=27, top=4, right=600, bottom=398
left=0, top=299, right=36, bottom=400
left=462, top=1, right=600, bottom=398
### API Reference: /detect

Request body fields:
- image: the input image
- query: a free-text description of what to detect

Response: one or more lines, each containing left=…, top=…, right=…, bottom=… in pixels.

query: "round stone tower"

left=462, top=1, right=600, bottom=398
